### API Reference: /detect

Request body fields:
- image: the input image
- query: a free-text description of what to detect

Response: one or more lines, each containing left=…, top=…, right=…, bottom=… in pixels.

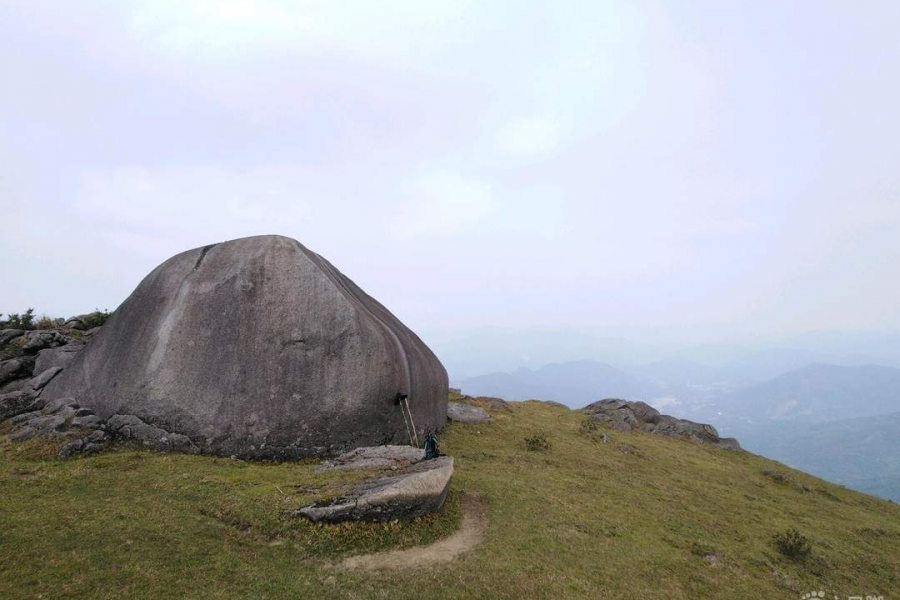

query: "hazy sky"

left=2, top=1, right=899, bottom=344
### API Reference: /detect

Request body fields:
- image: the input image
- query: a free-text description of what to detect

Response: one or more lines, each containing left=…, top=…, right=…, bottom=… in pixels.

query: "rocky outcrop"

left=316, top=445, right=423, bottom=472
left=0, top=326, right=84, bottom=413
left=298, top=456, right=453, bottom=522
left=581, top=399, right=741, bottom=450
left=106, top=414, right=199, bottom=454
left=447, top=402, right=491, bottom=424
left=19, top=330, right=70, bottom=354
left=7, top=397, right=110, bottom=458
left=0, top=322, right=105, bottom=458
left=41, top=235, right=449, bottom=459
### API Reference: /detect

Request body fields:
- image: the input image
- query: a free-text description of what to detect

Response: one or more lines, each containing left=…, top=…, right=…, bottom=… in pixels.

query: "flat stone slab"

left=298, top=456, right=453, bottom=523
left=28, top=367, right=63, bottom=391
left=316, top=445, right=423, bottom=472
left=447, top=402, right=491, bottom=424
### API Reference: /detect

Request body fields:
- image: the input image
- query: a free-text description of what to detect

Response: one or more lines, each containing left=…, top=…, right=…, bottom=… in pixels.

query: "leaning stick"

left=403, top=397, right=419, bottom=448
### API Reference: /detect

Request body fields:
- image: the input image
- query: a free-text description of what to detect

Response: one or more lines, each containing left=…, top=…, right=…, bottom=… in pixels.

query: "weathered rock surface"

left=316, top=445, right=423, bottom=472
left=0, top=357, right=35, bottom=386
left=0, top=329, right=25, bottom=346
left=0, top=378, right=30, bottom=394
left=35, top=344, right=84, bottom=373
left=0, top=389, right=40, bottom=421
left=28, top=367, right=63, bottom=391
left=298, top=456, right=453, bottom=522
left=581, top=399, right=741, bottom=450
left=447, top=402, right=491, bottom=424
left=42, top=235, right=449, bottom=459
left=106, top=414, right=199, bottom=454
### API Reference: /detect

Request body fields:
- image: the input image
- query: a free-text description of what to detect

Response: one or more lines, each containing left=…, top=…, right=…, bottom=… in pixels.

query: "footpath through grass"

left=1, top=399, right=899, bottom=599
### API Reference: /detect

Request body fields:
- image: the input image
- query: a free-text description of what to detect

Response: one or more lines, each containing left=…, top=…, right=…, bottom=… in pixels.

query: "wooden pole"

left=398, top=400, right=414, bottom=447
left=403, top=397, right=419, bottom=448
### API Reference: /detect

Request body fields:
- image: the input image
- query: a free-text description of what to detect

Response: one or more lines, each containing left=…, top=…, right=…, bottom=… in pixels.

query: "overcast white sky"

left=2, top=1, right=899, bottom=344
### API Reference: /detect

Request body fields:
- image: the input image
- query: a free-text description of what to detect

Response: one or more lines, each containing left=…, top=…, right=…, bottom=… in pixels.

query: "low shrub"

left=33, top=316, right=64, bottom=330
left=0, top=308, right=36, bottom=330
left=773, top=527, right=812, bottom=560
left=580, top=417, right=599, bottom=433
left=763, top=469, right=792, bottom=484
left=579, top=418, right=610, bottom=443
left=524, top=432, right=551, bottom=452
left=82, top=309, right=111, bottom=329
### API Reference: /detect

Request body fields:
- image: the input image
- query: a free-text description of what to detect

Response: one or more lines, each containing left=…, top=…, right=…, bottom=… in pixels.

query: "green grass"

left=2, top=398, right=899, bottom=599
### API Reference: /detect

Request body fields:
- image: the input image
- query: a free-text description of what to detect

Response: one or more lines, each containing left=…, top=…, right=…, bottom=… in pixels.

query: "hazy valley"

left=446, top=330, right=900, bottom=501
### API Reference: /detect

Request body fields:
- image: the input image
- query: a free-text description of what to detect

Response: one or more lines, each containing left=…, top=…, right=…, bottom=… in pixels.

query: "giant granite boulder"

left=41, top=235, right=449, bottom=459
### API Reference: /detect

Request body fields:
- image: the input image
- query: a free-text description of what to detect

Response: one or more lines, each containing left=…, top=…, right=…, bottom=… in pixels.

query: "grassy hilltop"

left=1, top=396, right=898, bottom=600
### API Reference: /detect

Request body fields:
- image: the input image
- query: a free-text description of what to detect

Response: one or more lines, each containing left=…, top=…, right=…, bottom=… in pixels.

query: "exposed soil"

left=338, top=494, right=487, bottom=571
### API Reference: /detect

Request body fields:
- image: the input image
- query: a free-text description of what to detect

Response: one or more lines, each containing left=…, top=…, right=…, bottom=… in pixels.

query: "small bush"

left=82, top=309, right=111, bottom=329
left=763, top=469, right=792, bottom=485
left=524, top=432, right=551, bottom=452
left=0, top=308, right=36, bottom=330
left=33, top=316, right=64, bottom=330
left=773, top=527, right=812, bottom=560
left=580, top=417, right=599, bottom=433
left=579, top=418, right=610, bottom=443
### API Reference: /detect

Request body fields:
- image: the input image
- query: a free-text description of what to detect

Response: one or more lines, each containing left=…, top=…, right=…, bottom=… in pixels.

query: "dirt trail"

left=339, top=495, right=487, bottom=571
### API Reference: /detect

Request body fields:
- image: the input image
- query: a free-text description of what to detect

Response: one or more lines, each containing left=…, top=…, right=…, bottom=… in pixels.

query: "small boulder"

left=447, top=402, right=491, bottom=424
left=473, top=396, right=511, bottom=412
left=63, top=316, right=88, bottom=331
left=0, top=329, right=25, bottom=347
left=716, top=437, right=742, bottom=451
left=0, top=389, right=40, bottom=421
left=0, top=357, right=34, bottom=386
left=298, top=456, right=453, bottom=522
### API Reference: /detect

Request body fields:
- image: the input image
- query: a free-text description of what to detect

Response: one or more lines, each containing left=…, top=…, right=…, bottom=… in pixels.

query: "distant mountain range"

left=455, top=358, right=900, bottom=413
left=456, top=360, right=660, bottom=406
left=430, top=327, right=900, bottom=381
left=715, top=363, right=900, bottom=426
